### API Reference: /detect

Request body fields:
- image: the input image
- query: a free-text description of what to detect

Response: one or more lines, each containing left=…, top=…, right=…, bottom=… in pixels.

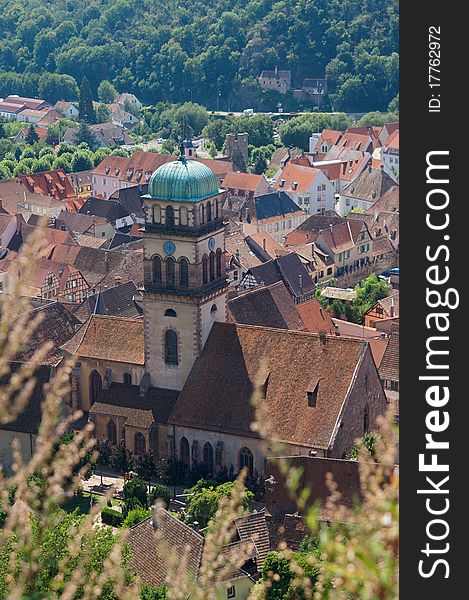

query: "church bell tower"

left=142, top=154, right=228, bottom=390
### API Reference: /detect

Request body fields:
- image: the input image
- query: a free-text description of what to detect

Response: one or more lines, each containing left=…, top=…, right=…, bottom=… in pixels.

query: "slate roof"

left=228, top=282, right=306, bottom=331
left=244, top=253, right=315, bottom=298
left=49, top=244, right=126, bottom=287
left=341, top=166, right=396, bottom=202
left=54, top=210, right=98, bottom=235
left=61, top=315, right=144, bottom=365
left=73, top=281, right=142, bottom=322
left=0, top=363, right=52, bottom=434
left=253, top=191, right=303, bottom=221
left=15, top=302, right=81, bottom=366
left=109, top=184, right=146, bottom=219
left=168, top=322, right=369, bottom=449
left=79, top=197, right=130, bottom=222
left=105, top=232, right=142, bottom=250
left=90, top=383, right=179, bottom=428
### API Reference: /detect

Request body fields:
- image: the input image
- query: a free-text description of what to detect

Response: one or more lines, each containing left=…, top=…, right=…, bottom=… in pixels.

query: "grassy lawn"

left=62, top=493, right=120, bottom=515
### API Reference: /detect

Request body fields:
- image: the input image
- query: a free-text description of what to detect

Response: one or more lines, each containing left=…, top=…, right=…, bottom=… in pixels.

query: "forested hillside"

left=0, top=0, right=399, bottom=112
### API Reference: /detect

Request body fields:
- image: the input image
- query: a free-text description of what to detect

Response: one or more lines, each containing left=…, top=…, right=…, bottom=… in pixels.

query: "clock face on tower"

left=208, top=237, right=215, bottom=252
left=163, top=241, right=176, bottom=255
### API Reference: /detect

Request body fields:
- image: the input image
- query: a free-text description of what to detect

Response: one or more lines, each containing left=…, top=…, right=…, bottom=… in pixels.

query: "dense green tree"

left=38, top=72, right=79, bottom=104
left=70, top=150, right=94, bottom=172
left=74, top=121, right=100, bottom=150
left=123, top=477, right=148, bottom=509
left=96, top=103, right=111, bottom=123
left=122, top=508, right=151, bottom=528
left=78, top=76, right=96, bottom=124
left=25, top=124, right=39, bottom=145
left=185, top=481, right=253, bottom=529
left=0, top=121, right=6, bottom=139
left=140, top=585, right=167, bottom=600
left=98, top=80, right=117, bottom=104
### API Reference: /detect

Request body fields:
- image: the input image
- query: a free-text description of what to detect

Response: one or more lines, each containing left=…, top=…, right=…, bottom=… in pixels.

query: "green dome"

left=148, top=157, right=220, bottom=202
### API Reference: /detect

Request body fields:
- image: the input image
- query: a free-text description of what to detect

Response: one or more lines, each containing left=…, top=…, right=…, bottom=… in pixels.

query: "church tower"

left=142, top=154, right=228, bottom=390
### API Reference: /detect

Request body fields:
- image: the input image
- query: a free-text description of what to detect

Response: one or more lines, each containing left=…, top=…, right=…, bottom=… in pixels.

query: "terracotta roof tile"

left=128, top=511, right=204, bottom=587
left=296, top=298, right=336, bottom=335
left=169, top=323, right=369, bottom=449
left=273, top=163, right=322, bottom=194
left=379, top=327, right=399, bottom=381
left=221, top=172, right=265, bottom=192
left=61, top=314, right=144, bottom=364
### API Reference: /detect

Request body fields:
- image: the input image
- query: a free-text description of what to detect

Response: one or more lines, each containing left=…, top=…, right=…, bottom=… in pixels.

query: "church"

left=62, top=152, right=388, bottom=476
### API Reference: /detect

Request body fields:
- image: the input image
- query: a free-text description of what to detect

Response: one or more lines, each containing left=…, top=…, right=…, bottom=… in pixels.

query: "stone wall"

left=334, top=254, right=398, bottom=289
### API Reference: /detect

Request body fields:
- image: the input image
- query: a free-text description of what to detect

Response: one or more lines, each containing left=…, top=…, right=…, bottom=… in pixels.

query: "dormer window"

left=306, top=379, right=321, bottom=407
left=105, top=167, right=110, bottom=175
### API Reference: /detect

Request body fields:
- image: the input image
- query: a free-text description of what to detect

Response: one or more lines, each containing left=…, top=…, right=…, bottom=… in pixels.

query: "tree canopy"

left=0, top=0, right=399, bottom=113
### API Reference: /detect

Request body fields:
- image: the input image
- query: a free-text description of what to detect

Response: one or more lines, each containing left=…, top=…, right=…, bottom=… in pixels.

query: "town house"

left=273, top=163, right=336, bottom=215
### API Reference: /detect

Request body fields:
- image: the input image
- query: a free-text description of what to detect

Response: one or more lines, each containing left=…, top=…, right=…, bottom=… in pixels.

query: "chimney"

left=319, top=331, right=327, bottom=346
left=235, top=248, right=240, bottom=261
left=279, top=179, right=285, bottom=188
left=390, top=298, right=395, bottom=317
left=262, top=237, right=266, bottom=251
left=298, top=274, right=303, bottom=293
left=151, top=505, right=158, bottom=531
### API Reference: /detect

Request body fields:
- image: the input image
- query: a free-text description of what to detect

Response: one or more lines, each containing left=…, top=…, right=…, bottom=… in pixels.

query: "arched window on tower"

left=216, top=248, right=222, bottom=278
left=239, top=447, right=254, bottom=476
left=209, top=252, right=215, bottom=281
left=179, top=258, right=189, bottom=288
left=203, top=442, right=214, bottom=474
left=200, top=204, right=205, bottom=224
left=206, top=202, right=212, bottom=222
left=166, top=257, right=175, bottom=288
left=215, top=199, right=219, bottom=219
left=180, top=206, right=188, bottom=226
left=202, top=255, right=208, bottom=284
left=153, top=255, right=162, bottom=284
left=166, top=205, right=174, bottom=227
left=107, top=420, right=117, bottom=445
left=180, top=437, right=190, bottom=467
left=152, top=204, right=161, bottom=223
left=134, top=432, right=146, bottom=454
left=165, top=330, right=179, bottom=364
left=89, top=370, right=102, bottom=405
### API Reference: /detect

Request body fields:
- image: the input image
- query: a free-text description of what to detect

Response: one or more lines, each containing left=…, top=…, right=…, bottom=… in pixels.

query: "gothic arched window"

left=153, top=255, right=162, bottom=284
left=165, top=330, right=179, bottom=365
left=134, top=432, right=146, bottom=454
left=180, top=437, right=190, bottom=467
left=202, top=255, right=208, bottom=284
left=239, top=447, right=254, bottom=476
left=166, top=257, right=175, bottom=288
left=216, top=248, right=222, bottom=278
left=203, top=442, right=214, bottom=474
left=89, top=370, right=102, bottom=405
left=179, top=258, right=189, bottom=288
left=166, top=205, right=174, bottom=227
left=209, top=252, right=215, bottom=281
left=107, top=420, right=117, bottom=445
left=206, top=202, right=212, bottom=222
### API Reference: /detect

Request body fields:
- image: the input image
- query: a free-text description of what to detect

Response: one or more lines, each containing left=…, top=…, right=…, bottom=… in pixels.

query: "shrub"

left=122, top=477, right=147, bottom=508
left=122, top=508, right=151, bottom=528
left=149, top=485, right=170, bottom=508
left=101, top=507, right=124, bottom=528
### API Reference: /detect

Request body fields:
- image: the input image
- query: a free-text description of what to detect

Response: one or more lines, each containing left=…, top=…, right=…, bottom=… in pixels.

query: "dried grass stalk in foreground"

left=1, top=233, right=398, bottom=599
left=0, top=231, right=139, bottom=600
left=248, top=363, right=399, bottom=600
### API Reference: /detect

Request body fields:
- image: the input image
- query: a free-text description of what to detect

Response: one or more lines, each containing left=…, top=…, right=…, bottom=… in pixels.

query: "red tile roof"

left=273, top=163, right=322, bottom=194
left=61, top=314, right=144, bottom=364
left=296, top=298, right=336, bottom=335
left=169, top=322, right=371, bottom=450
left=221, top=172, right=264, bottom=192
left=18, top=170, right=76, bottom=200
